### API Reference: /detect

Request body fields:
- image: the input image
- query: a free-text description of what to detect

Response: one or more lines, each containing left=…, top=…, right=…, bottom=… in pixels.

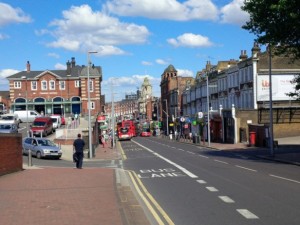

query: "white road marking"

left=187, top=151, right=195, bottom=155
left=178, top=148, right=184, bottom=151
left=206, top=186, right=218, bottom=192
left=214, top=159, right=228, bottom=164
left=237, top=209, right=259, bottom=219
left=269, top=174, right=300, bottom=184
left=132, top=140, right=198, bottom=178
left=235, top=165, right=257, bottom=172
left=196, top=180, right=207, bottom=184
left=218, top=196, right=235, bottom=203
left=198, top=155, right=209, bottom=159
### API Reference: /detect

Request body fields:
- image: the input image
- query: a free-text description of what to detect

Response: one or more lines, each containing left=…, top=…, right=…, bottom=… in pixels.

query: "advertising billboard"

left=257, top=75, right=297, bottom=101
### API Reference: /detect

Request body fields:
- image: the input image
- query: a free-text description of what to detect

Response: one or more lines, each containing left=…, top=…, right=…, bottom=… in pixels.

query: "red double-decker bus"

left=117, top=120, right=136, bottom=138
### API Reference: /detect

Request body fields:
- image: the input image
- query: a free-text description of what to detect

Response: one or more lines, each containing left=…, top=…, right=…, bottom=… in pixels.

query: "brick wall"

left=0, top=133, right=23, bottom=176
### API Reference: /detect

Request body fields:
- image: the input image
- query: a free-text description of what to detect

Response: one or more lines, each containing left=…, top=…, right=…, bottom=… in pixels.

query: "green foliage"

left=242, top=0, right=300, bottom=99
left=242, top=0, right=300, bottom=58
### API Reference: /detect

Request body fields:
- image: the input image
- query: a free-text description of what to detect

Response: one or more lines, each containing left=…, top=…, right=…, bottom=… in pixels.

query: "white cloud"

left=0, top=33, right=8, bottom=40
left=0, top=69, right=19, bottom=78
left=48, top=53, right=60, bottom=59
left=141, top=61, right=153, bottom=66
left=177, top=69, right=194, bottom=77
left=156, top=59, right=168, bottom=65
left=54, top=63, right=66, bottom=70
left=220, top=0, right=249, bottom=25
left=104, top=0, right=218, bottom=21
left=0, top=3, right=32, bottom=26
left=167, top=33, right=213, bottom=48
left=0, top=69, right=19, bottom=90
left=43, top=4, right=150, bottom=55
left=102, top=74, right=161, bottom=100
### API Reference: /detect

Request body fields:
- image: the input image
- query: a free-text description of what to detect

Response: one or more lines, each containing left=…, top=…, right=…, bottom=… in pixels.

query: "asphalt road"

left=121, top=136, right=300, bottom=225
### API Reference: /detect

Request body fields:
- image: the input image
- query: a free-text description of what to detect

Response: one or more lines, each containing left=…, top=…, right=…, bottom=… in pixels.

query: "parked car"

left=30, top=117, right=54, bottom=137
left=50, top=115, right=62, bottom=130
left=0, top=123, right=18, bottom=133
left=22, top=137, right=62, bottom=159
left=14, top=110, right=40, bottom=123
left=0, top=113, right=20, bottom=128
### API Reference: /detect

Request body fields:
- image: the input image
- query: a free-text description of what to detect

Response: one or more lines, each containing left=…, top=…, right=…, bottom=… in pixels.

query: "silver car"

left=22, top=137, right=62, bottom=159
left=0, top=123, right=18, bottom=133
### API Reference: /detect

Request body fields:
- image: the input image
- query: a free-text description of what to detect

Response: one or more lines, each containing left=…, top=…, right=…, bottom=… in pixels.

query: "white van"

left=50, top=115, right=61, bottom=129
left=14, top=110, right=40, bottom=123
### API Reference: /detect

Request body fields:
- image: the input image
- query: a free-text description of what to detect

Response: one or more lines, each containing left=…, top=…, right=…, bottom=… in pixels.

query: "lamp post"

left=164, top=99, right=169, bottom=136
left=206, top=72, right=211, bottom=147
left=111, top=79, right=115, bottom=148
left=87, top=51, right=97, bottom=159
left=268, top=45, right=274, bottom=156
left=21, top=76, right=29, bottom=137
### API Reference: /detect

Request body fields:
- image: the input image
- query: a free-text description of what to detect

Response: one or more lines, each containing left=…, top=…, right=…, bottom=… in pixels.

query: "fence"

left=55, top=128, right=88, bottom=140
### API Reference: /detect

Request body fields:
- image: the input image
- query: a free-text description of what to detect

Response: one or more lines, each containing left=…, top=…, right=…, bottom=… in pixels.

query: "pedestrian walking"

left=73, top=133, right=85, bottom=169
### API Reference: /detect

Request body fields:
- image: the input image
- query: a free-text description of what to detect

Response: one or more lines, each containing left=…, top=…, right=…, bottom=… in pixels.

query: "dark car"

left=22, top=137, right=62, bottom=159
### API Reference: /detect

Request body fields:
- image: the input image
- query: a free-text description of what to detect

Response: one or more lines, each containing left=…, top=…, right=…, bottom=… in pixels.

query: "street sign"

left=198, top=112, right=203, bottom=119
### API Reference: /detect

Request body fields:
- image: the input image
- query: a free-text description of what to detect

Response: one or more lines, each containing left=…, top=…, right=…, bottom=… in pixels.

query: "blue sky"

left=0, top=0, right=257, bottom=101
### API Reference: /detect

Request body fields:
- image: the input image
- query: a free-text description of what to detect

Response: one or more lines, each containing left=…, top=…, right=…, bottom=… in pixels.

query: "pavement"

left=1, top=119, right=300, bottom=225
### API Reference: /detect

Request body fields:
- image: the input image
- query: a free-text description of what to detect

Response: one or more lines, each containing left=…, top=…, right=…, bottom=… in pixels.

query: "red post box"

left=249, top=131, right=256, bottom=146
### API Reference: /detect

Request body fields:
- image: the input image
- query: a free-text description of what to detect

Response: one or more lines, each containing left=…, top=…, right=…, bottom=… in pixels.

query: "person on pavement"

left=73, top=133, right=85, bottom=169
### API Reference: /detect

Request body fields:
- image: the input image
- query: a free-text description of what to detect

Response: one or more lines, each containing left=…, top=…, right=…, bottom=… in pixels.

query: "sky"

left=0, top=0, right=258, bottom=101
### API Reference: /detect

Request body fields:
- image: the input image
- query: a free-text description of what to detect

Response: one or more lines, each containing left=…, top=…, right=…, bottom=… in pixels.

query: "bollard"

left=28, top=149, right=33, bottom=167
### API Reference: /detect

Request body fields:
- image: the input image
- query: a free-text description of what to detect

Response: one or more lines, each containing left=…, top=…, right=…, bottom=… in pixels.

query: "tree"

left=242, top=0, right=300, bottom=99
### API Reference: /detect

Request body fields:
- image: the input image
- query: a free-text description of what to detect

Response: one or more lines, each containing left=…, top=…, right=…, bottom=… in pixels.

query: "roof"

left=6, top=65, right=102, bottom=80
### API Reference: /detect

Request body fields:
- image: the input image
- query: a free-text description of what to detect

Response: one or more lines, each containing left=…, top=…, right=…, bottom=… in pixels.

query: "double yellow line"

left=118, top=140, right=174, bottom=224
left=128, top=170, right=174, bottom=225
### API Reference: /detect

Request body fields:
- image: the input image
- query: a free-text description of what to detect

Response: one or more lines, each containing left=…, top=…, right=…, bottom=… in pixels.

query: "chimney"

left=239, top=50, right=248, bottom=61
left=71, top=57, right=76, bottom=68
left=66, top=60, right=71, bottom=74
left=26, top=61, right=30, bottom=73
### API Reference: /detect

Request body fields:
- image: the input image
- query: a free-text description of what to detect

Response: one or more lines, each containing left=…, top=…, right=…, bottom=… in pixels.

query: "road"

left=121, top=136, right=300, bottom=225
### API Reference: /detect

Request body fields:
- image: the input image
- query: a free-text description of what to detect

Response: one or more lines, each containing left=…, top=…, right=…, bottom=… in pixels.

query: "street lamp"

left=268, top=45, right=274, bottom=156
left=87, top=51, right=98, bottom=159
left=206, top=72, right=211, bottom=147
left=164, top=99, right=169, bottom=136
left=21, top=76, right=29, bottom=137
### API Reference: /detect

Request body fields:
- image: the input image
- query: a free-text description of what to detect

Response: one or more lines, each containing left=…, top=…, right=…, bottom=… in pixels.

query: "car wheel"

left=36, top=151, right=42, bottom=159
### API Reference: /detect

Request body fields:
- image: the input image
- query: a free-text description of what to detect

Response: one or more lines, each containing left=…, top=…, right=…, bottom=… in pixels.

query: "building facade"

left=182, top=43, right=300, bottom=144
left=6, top=58, right=102, bottom=117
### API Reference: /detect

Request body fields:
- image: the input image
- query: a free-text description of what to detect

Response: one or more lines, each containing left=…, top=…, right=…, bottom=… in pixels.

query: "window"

left=41, top=80, right=47, bottom=90
left=89, top=80, right=94, bottom=92
left=75, top=80, right=81, bottom=87
left=59, top=81, right=65, bottom=90
left=31, top=81, right=37, bottom=90
left=87, top=101, right=95, bottom=109
left=49, top=80, right=55, bottom=90
left=14, top=81, right=21, bottom=89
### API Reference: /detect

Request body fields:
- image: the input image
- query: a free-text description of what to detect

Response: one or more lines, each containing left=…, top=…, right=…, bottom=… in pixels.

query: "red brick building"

left=6, top=57, right=102, bottom=116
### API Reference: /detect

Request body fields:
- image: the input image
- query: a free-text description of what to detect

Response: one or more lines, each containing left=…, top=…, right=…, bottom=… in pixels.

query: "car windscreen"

left=1, top=116, right=14, bottom=120
left=51, top=118, right=58, bottom=122
left=32, top=121, right=46, bottom=127
left=37, top=139, right=56, bottom=146
left=0, top=124, right=11, bottom=129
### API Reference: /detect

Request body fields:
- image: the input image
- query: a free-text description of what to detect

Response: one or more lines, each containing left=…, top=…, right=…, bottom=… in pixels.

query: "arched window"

left=34, top=98, right=45, bottom=102
left=71, top=97, right=81, bottom=102
left=15, top=98, right=26, bottom=103
left=53, top=97, right=63, bottom=102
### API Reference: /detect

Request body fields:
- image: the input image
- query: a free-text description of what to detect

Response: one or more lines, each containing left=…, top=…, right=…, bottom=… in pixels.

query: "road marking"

left=237, top=209, right=259, bottom=219
left=196, top=180, right=207, bottom=184
left=214, top=159, right=228, bottom=164
left=132, top=140, right=198, bottom=178
left=178, top=148, right=184, bottom=151
left=128, top=171, right=174, bottom=225
left=218, top=196, right=235, bottom=203
left=187, top=151, right=195, bottom=155
left=198, top=155, right=209, bottom=159
left=206, top=186, right=218, bottom=192
left=269, top=174, right=300, bottom=184
left=235, top=165, right=257, bottom=172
